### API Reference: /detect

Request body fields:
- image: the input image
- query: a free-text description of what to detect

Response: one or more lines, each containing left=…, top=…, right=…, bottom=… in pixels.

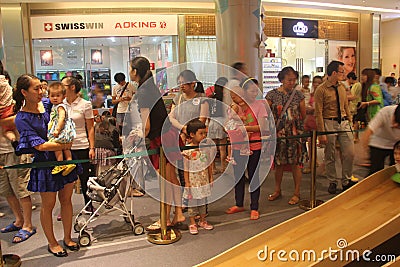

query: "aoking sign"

left=31, top=14, right=178, bottom=39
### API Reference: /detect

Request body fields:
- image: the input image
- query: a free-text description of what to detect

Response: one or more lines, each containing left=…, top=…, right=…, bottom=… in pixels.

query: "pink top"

left=245, top=100, right=268, bottom=151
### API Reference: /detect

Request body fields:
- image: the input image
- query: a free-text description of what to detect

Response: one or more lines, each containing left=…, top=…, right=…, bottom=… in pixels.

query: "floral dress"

left=48, top=103, right=76, bottom=143
left=265, top=88, right=308, bottom=166
left=182, top=148, right=211, bottom=200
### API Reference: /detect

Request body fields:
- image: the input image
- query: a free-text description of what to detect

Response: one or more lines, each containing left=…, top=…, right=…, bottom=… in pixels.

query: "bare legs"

left=269, top=164, right=302, bottom=204
left=5, top=195, right=33, bottom=242
left=40, top=182, right=76, bottom=253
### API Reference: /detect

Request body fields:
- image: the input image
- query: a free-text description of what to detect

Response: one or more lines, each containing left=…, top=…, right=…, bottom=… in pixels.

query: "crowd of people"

left=0, top=56, right=399, bottom=256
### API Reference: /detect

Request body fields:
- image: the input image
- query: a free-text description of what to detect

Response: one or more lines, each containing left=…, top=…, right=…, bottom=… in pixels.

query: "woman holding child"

left=14, top=74, right=80, bottom=257
left=225, top=78, right=268, bottom=220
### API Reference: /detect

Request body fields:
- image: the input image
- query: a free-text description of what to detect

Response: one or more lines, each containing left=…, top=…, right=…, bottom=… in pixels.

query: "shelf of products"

left=262, top=57, right=282, bottom=97
left=87, top=69, right=111, bottom=93
left=36, top=70, right=85, bottom=83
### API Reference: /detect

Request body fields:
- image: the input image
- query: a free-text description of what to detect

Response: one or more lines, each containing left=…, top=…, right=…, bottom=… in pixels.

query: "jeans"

left=232, top=149, right=261, bottom=211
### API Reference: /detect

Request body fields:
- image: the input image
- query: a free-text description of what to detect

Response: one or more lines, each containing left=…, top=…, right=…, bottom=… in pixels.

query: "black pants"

left=232, top=149, right=261, bottom=211
left=72, top=149, right=92, bottom=206
left=369, top=146, right=395, bottom=176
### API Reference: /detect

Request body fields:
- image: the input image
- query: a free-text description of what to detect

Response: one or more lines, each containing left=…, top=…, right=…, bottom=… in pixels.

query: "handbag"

left=112, top=82, right=129, bottom=117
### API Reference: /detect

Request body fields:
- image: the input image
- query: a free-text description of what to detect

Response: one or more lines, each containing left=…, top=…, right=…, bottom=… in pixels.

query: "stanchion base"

left=147, top=229, right=182, bottom=245
left=299, top=199, right=324, bottom=211
left=3, top=254, right=21, bottom=267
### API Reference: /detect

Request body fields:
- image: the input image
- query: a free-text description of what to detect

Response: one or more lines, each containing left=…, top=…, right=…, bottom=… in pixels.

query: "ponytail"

left=14, top=74, right=37, bottom=113
left=140, top=70, right=153, bottom=87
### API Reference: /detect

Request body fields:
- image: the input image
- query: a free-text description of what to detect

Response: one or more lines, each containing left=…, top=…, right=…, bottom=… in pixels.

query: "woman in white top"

left=62, top=77, right=95, bottom=213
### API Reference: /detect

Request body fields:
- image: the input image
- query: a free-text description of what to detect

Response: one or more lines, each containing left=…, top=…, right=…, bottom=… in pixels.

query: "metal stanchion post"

left=147, top=147, right=181, bottom=244
left=299, top=130, right=324, bottom=210
left=0, top=240, right=21, bottom=267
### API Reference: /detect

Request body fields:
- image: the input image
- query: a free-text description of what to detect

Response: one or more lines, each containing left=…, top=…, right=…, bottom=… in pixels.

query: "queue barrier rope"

left=0, top=129, right=361, bottom=170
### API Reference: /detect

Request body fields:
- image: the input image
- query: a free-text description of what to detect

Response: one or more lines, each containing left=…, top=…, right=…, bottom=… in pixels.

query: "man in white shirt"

left=361, top=104, right=400, bottom=175
left=112, top=72, right=136, bottom=131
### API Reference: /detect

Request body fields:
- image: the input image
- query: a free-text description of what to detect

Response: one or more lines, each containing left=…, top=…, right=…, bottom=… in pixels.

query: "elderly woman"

left=265, top=67, right=307, bottom=205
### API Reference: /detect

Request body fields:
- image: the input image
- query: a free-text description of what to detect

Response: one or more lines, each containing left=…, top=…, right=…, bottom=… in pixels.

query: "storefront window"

left=32, top=36, right=178, bottom=106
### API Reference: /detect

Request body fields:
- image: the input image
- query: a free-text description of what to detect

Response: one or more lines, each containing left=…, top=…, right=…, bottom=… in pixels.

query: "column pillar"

left=215, top=0, right=262, bottom=80
left=358, top=13, right=373, bottom=73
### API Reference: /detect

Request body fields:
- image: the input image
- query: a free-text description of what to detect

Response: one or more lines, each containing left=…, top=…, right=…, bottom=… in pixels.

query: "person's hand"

left=89, top=148, right=95, bottom=159
left=52, top=129, right=60, bottom=137
left=358, top=102, right=368, bottom=109
left=318, top=135, right=327, bottom=145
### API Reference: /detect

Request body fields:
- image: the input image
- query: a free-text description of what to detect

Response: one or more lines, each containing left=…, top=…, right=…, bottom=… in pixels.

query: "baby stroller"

left=74, top=130, right=146, bottom=247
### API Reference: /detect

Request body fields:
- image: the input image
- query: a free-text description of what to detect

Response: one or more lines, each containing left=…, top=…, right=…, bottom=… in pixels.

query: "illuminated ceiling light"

left=262, top=0, right=400, bottom=14
left=109, top=37, right=116, bottom=42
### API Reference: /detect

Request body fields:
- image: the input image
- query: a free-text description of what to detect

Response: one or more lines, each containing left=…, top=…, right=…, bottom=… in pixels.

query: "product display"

left=262, top=57, right=282, bottom=97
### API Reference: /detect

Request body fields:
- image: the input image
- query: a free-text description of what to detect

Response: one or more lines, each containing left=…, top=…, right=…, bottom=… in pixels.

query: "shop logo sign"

left=44, top=23, right=53, bottom=32
left=292, top=22, right=308, bottom=36
left=160, top=21, right=167, bottom=28
left=114, top=21, right=167, bottom=29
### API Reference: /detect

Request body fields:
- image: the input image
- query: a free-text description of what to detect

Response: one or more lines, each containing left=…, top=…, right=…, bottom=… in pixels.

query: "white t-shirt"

left=64, top=97, right=94, bottom=150
left=112, top=82, right=136, bottom=113
left=368, top=105, right=400, bottom=149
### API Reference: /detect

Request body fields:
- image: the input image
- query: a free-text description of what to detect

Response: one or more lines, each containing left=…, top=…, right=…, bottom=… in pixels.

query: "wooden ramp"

left=197, top=166, right=400, bottom=267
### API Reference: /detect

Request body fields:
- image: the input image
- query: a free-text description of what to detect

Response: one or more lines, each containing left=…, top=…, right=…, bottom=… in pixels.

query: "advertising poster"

left=129, top=47, right=140, bottom=61
left=328, top=41, right=357, bottom=78
left=40, top=50, right=53, bottom=66
left=91, top=49, right=103, bottom=64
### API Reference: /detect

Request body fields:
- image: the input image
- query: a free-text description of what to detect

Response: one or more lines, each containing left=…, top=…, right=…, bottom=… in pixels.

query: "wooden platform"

left=197, top=166, right=400, bottom=266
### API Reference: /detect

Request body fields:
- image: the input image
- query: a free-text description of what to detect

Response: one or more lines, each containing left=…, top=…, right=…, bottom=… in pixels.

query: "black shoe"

left=63, top=241, right=80, bottom=251
left=328, top=183, right=337, bottom=194
left=48, top=245, right=68, bottom=257
left=342, top=180, right=358, bottom=191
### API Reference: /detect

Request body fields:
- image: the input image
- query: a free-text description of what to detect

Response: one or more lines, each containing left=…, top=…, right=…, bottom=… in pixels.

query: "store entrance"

left=32, top=36, right=177, bottom=108
left=281, top=38, right=326, bottom=79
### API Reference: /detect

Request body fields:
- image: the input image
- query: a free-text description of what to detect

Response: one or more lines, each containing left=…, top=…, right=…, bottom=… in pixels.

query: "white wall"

left=381, top=19, right=400, bottom=77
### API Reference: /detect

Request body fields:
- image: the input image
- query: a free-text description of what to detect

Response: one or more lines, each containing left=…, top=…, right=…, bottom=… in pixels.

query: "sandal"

left=189, top=224, right=198, bottom=235
left=198, top=221, right=213, bottom=230
left=12, top=228, right=36, bottom=243
left=225, top=206, right=245, bottom=214
left=268, top=191, right=282, bottom=201
left=1, top=222, right=22, bottom=233
left=288, top=195, right=300, bottom=205
left=145, top=221, right=161, bottom=231
left=250, top=210, right=259, bottom=220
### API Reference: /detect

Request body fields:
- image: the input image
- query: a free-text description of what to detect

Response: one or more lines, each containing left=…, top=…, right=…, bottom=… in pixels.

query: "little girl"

left=182, top=119, right=214, bottom=235
left=48, top=82, right=76, bottom=176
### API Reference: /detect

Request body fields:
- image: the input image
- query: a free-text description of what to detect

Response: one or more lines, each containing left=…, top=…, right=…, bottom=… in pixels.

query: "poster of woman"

left=328, top=41, right=357, bottom=78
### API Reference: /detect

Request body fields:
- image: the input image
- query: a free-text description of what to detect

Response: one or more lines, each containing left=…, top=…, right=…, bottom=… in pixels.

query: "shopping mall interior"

left=0, top=0, right=400, bottom=266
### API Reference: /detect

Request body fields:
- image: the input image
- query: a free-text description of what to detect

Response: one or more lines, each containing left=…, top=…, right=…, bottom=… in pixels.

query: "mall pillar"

left=0, top=4, right=32, bottom=83
left=358, top=14, right=373, bottom=73
left=215, top=0, right=262, bottom=80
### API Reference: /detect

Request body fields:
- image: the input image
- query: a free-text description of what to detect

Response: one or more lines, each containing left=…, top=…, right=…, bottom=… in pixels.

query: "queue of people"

left=1, top=57, right=399, bottom=255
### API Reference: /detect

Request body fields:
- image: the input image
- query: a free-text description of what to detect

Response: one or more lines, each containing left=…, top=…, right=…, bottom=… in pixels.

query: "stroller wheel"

left=133, top=224, right=145, bottom=235
left=124, top=214, right=135, bottom=224
left=74, top=223, right=81, bottom=233
left=79, top=231, right=91, bottom=247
